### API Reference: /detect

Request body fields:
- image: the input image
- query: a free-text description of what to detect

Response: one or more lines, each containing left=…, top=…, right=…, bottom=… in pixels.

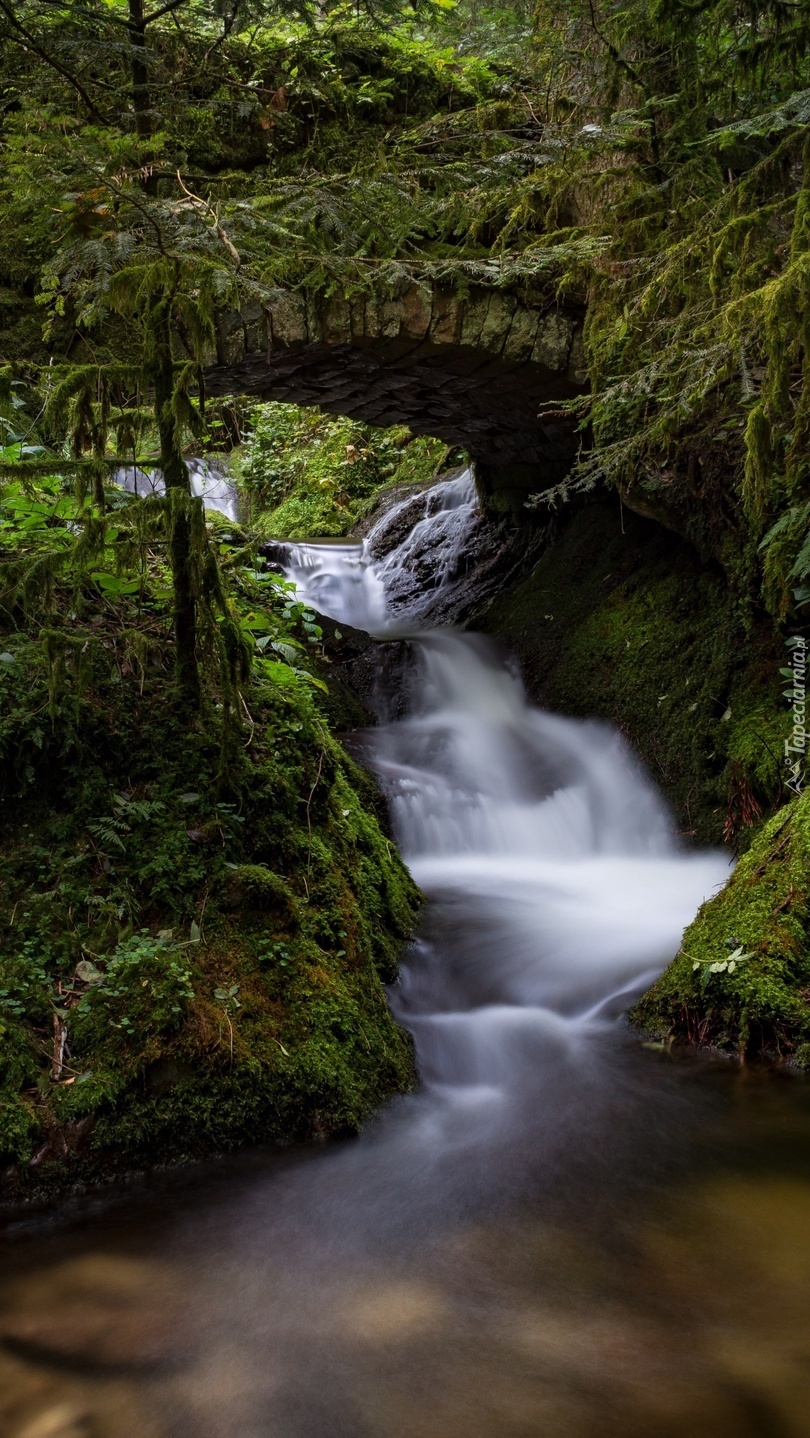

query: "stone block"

left=305, top=293, right=323, bottom=344
left=199, top=332, right=218, bottom=367
left=478, top=294, right=517, bottom=355
left=531, top=311, right=576, bottom=371
left=350, top=297, right=366, bottom=340
left=429, top=290, right=462, bottom=344
left=269, top=291, right=307, bottom=347
left=321, top=296, right=352, bottom=345
left=459, top=294, right=491, bottom=348
left=241, top=298, right=266, bottom=355
left=502, top=307, right=540, bottom=364
left=401, top=283, right=432, bottom=340
left=216, top=309, right=246, bottom=366
left=363, top=296, right=382, bottom=339
left=380, top=300, right=402, bottom=339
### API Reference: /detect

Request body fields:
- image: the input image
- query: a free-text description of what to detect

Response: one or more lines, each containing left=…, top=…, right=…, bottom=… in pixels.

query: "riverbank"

left=470, top=492, right=809, bottom=1065
left=0, top=546, right=420, bottom=1201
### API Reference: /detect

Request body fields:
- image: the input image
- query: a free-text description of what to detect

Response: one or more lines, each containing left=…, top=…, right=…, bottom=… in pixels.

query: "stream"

left=3, top=473, right=810, bottom=1438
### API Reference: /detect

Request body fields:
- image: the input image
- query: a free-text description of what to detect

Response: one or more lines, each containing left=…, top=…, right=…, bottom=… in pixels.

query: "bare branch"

left=143, top=0, right=192, bottom=26
left=176, top=170, right=242, bottom=269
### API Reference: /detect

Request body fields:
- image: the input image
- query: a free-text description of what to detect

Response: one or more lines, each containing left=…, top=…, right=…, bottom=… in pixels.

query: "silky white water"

left=145, top=472, right=739, bottom=1437
left=115, top=456, right=239, bottom=522
left=282, top=470, right=729, bottom=1100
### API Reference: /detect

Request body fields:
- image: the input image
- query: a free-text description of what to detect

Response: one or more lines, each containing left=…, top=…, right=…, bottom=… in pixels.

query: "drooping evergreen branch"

left=0, top=0, right=105, bottom=120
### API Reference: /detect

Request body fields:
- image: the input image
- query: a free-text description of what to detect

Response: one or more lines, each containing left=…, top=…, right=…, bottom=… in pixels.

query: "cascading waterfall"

left=7, top=471, right=800, bottom=1438
left=281, top=468, right=480, bottom=634
left=115, top=457, right=239, bottom=522
left=281, top=469, right=729, bottom=1106
left=155, top=472, right=738, bottom=1438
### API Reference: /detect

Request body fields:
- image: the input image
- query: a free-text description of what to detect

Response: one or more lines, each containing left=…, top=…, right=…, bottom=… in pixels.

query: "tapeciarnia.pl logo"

left=784, top=635, right=807, bottom=795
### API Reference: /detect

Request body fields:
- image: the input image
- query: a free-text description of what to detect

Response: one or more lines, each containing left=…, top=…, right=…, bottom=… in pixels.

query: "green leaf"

left=75, top=959, right=103, bottom=983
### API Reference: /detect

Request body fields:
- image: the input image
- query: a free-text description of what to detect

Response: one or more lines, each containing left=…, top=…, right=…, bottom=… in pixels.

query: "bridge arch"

left=203, top=280, right=586, bottom=513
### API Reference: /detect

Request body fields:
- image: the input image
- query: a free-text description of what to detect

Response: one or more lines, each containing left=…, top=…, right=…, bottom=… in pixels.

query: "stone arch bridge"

left=203, top=279, right=586, bottom=513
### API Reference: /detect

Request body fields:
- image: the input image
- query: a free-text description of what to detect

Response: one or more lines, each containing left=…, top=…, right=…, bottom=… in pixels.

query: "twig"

left=51, top=1011, right=67, bottom=1080
left=34, top=1041, right=111, bottom=1087
left=176, top=171, right=242, bottom=269
left=239, top=689, right=255, bottom=745
left=0, top=0, right=105, bottom=121
left=305, top=747, right=326, bottom=877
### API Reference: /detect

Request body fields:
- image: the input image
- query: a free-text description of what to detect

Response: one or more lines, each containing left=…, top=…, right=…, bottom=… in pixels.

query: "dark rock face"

left=364, top=479, right=551, bottom=630
left=475, top=495, right=782, bottom=846
left=306, top=613, right=414, bottom=729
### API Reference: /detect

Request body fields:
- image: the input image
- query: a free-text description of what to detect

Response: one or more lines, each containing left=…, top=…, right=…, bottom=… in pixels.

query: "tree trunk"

left=127, top=0, right=152, bottom=139
left=153, top=305, right=201, bottom=710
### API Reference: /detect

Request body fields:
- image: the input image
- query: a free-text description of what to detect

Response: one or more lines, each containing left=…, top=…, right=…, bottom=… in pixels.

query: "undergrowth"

left=0, top=471, right=419, bottom=1192
left=632, top=791, right=810, bottom=1063
left=235, top=403, right=450, bottom=539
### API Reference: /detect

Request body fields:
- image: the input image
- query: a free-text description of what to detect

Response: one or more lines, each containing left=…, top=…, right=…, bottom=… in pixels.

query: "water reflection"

left=2, top=1067, right=810, bottom=1438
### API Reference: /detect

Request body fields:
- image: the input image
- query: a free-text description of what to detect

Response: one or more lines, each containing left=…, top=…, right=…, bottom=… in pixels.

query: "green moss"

left=477, top=495, right=809, bottom=1062
left=480, top=498, right=785, bottom=844
left=235, top=403, right=449, bottom=540
left=631, top=792, right=810, bottom=1061
left=0, top=620, right=420, bottom=1194
left=223, top=864, right=299, bottom=918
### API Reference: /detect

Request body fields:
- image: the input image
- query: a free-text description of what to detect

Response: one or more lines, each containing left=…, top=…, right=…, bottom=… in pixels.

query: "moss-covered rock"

left=0, top=622, right=420, bottom=1198
left=476, top=494, right=810, bottom=1063
left=631, top=793, right=810, bottom=1063
left=478, top=496, right=785, bottom=845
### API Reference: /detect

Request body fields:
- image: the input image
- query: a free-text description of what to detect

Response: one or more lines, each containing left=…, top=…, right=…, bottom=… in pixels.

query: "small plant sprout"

left=214, top=984, right=241, bottom=1064
left=689, top=943, right=755, bottom=976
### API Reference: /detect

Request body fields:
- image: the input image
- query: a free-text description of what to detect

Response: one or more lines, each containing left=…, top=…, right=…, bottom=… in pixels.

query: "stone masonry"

left=202, top=280, right=587, bottom=511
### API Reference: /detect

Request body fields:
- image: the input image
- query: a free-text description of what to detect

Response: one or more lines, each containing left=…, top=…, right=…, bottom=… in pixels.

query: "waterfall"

left=163, top=473, right=735, bottom=1438
left=6, top=472, right=759, bottom=1438
left=114, top=457, right=239, bottom=523
left=279, top=470, right=729, bottom=1096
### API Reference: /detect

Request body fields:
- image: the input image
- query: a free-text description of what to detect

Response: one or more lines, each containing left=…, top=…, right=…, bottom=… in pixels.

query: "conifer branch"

left=0, top=0, right=105, bottom=121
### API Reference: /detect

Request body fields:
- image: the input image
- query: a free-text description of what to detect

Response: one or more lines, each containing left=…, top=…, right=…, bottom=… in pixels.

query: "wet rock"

left=366, top=481, right=548, bottom=630
left=317, top=614, right=375, bottom=665
left=1, top=1256, right=185, bottom=1374
left=365, top=492, right=431, bottom=561
left=317, top=614, right=414, bottom=726
left=14, top=1404, right=90, bottom=1438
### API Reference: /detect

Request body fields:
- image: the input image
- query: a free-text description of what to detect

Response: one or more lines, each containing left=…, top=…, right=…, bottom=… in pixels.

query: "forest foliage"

left=2, top=0, right=810, bottom=1163
left=1, top=0, right=809, bottom=621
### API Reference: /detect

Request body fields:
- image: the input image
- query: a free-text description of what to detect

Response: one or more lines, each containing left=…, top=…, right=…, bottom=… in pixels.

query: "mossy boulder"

left=0, top=626, right=420, bottom=1199
left=221, top=864, right=299, bottom=919
left=631, top=792, right=810, bottom=1063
